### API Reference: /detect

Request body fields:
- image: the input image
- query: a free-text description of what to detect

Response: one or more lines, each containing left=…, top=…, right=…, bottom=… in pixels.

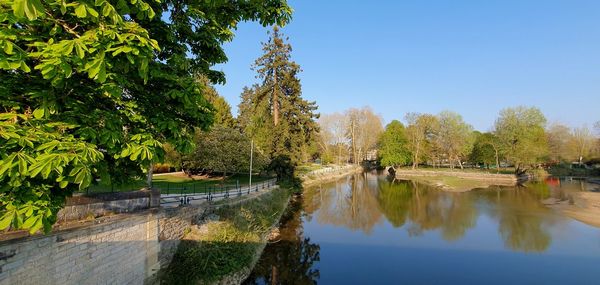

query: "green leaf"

left=130, top=148, right=142, bottom=161
left=61, top=63, right=72, bottom=78
left=75, top=43, right=85, bottom=59
left=41, top=161, right=52, bottom=179
left=4, top=42, right=13, bottom=55
left=18, top=155, right=27, bottom=174
left=0, top=153, right=16, bottom=177
left=75, top=4, right=87, bottom=18
left=29, top=217, right=43, bottom=234
left=69, top=166, right=82, bottom=177
left=87, top=6, right=99, bottom=17
left=74, top=168, right=86, bottom=184
left=11, top=0, right=43, bottom=20
left=22, top=0, right=45, bottom=20
left=12, top=0, right=25, bottom=18
left=33, top=108, right=44, bottom=119
left=20, top=62, right=31, bottom=72
left=59, top=180, right=68, bottom=188
left=0, top=211, right=15, bottom=230
left=22, top=215, right=38, bottom=229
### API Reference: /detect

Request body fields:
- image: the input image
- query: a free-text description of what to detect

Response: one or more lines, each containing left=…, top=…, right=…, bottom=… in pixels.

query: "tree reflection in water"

left=478, top=184, right=555, bottom=252
left=246, top=173, right=577, bottom=284
left=303, top=174, right=383, bottom=234
left=244, top=195, right=321, bottom=285
left=377, top=178, right=478, bottom=241
left=307, top=173, right=560, bottom=252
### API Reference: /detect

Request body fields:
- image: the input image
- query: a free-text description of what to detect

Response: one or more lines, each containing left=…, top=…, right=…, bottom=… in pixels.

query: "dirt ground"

left=544, top=191, right=600, bottom=228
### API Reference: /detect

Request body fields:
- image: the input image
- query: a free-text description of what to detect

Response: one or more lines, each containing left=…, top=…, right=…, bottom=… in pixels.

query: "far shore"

left=393, top=169, right=519, bottom=192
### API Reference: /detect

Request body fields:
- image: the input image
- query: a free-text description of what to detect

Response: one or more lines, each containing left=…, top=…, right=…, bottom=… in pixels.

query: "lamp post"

left=249, top=140, right=254, bottom=188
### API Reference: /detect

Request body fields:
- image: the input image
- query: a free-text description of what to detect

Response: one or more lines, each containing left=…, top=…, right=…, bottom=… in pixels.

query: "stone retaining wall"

left=0, top=202, right=209, bottom=285
left=57, top=197, right=150, bottom=223
left=157, top=205, right=208, bottom=269
left=0, top=185, right=275, bottom=285
left=302, top=165, right=363, bottom=187
left=0, top=212, right=160, bottom=285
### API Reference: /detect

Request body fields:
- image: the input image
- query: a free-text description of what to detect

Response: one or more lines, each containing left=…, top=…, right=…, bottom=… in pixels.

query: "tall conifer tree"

left=240, top=27, right=319, bottom=164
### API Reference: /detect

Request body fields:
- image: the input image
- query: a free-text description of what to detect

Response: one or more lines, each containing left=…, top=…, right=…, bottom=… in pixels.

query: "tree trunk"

left=412, top=142, right=420, bottom=169
left=494, top=148, right=500, bottom=174
left=273, top=66, right=279, bottom=126
left=146, top=162, right=153, bottom=188
left=351, top=119, right=357, bottom=164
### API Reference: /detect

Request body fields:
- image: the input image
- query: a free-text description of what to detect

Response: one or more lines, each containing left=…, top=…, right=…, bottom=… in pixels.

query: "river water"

left=244, top=172, right=600, bottom=284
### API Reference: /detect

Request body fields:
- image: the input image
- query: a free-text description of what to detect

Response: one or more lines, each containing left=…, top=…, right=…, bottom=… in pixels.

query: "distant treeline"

left=318, top=106, right=600, bottom=174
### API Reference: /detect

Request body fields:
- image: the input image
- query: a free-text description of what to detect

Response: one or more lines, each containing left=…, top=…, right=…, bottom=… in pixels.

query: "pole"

left=249, top=140, right=254, bottom=188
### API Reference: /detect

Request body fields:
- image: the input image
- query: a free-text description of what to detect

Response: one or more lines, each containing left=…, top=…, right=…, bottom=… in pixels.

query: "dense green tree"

left=183, top=126, right=268, bottom=177
left=0, top=0, right=292, bottom=233
left=378, top=120, right=411, bottom=168
left=240, top=27, right=319, bottom=164
left=197, top=75, right=235, bottom=128
left=469, top=132, right=501, bottom=170
left=494, top=106, right=548, bottom=174
left=162, top=143, right=182, bottom=171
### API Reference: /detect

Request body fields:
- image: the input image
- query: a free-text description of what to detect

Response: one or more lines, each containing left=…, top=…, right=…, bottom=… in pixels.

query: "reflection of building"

left=365, top=149, right=378, bottom=161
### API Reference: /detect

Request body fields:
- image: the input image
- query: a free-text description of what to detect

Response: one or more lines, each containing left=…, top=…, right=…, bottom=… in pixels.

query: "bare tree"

left=546, top=123, right=572, bottom=162
left=435, top=111, right=474, bottom=169
left=319, top=112, right=349, bottom=164
left=356, top=107, right=384, bottom=161
left=405, top=113, right=438, bottom=169
left=343, top=107, right=384, bottom=164
left=570, top=126, right=594, bottom=165
left=345, top=108, right=361, bottom=164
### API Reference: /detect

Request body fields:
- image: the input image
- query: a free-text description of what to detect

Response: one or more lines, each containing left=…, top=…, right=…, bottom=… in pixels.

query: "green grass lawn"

left=296, top=163, right=326, bottom=175
left=86, top=173, right=273, bottom=194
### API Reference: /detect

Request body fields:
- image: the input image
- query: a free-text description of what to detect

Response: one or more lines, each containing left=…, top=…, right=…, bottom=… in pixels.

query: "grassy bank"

left=406, top=175, right=510, bottom=192
left=161, top=188, right=292, bottom=284
left=86, top=173, right=272, bottom=194
left=394, top=166, right=517, bottom=175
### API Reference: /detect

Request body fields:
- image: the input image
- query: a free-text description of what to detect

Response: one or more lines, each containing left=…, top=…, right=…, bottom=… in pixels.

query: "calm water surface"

left=244, top=172, right=600, bottom=285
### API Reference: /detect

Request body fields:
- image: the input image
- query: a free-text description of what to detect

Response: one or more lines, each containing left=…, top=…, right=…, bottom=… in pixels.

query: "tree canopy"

left=379, top=120, right=411, bottom=167
left=434, top=111, right=474, bottom=169
left=0, top=0, right=292, bottom=233
left=494, top=106, right=548, bottom=173
left=183, top=126, right=268, bottom=177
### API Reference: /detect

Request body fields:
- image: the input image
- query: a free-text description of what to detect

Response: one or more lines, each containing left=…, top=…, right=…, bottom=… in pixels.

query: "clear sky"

left=214, top=0, right=600, bottom=131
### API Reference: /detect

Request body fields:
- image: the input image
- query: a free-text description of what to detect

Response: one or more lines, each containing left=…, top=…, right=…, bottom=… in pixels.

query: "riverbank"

left=301, top=165, right=363, bottom=187
left=394, top=169, right=519, bottom=192
left=160, top=188, right=291, bottom=284
left=544, top=191, right=600, bottom=228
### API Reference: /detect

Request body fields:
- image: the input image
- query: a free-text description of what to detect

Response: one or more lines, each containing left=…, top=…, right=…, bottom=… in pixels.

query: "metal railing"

left=159, top=178, right=278, bottom=205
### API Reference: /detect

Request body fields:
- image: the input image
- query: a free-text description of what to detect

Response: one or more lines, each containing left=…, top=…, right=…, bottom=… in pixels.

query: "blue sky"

left=214, top=0, right=600, bottom=131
